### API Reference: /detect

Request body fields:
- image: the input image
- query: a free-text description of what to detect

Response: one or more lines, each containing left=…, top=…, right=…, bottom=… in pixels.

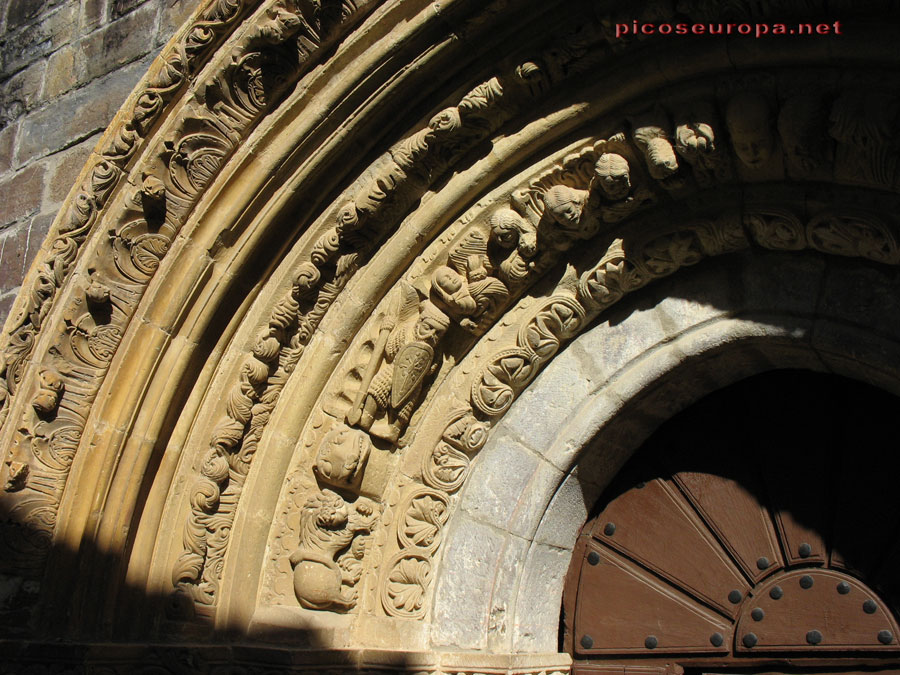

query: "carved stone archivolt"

left=1, top=0, right=899, bottom=671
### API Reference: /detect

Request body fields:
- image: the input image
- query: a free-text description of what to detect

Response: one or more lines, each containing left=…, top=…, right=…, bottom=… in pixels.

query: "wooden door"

left=564, top=371, right=900, bottom=675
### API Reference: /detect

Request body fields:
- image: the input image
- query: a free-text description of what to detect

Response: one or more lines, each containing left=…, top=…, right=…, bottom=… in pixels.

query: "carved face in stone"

left=308, top=489, right=350, bottom=530
left=489, top=208, right=523, bottom=249
left=726, top=93, right=775, bottom=168
left=413, top=304, right=450, bottom=343
left=433, top=266, right=464, bottom=295
left=543, top=185, right=586, bottom=233
left=593, top=153, right=631, bottom=200
left=315, top=425, right=370, bottom=487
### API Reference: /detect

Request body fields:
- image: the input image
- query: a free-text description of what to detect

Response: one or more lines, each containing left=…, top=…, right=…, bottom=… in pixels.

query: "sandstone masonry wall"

left=0, top=0, right=195, bottom=327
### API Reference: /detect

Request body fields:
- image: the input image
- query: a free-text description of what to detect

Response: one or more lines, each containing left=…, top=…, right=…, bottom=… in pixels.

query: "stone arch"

left=433, top=247, right=900, bottom=655
left=0, top=0, right=899, bottom=671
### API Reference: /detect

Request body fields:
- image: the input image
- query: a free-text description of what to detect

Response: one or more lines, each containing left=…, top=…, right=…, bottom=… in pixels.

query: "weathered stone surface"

left=2, top=4, right=78, bottom=75
left=41, top=44, right=78, bottom=100
left=0, top=289, right=18, bottom=327
left=15, top=56, right=149, bottom=163
left=741, top=249, right=826, bottom=314
left=459, top=429, right=540, bottom=527
left=80, top=0, right=108, bottom=31
left=533, top=470, right=601, bottom=550
left=25, top=213, right=54, bottom=270
left=512, top=543, right=571, bottom=653
left=0, top=163, right=45, bottom=227
left=0, top=122, right=16, bottom=174
left=501, top=344, right=595, bottom=456
left=485, top=534, right=528, bottom=652
left=80, top=3, right=155, bottom=83
left=43, top=134, right=97, bottom=208
left=157, top=0, right=196, bottom=46
left=431, top=514, right=505, bottom=650
left=570, top=299, right=668, bottom=389
left=6, top=0, right=54, bottom=33
left=0, top=60, right=46, bottom=128
left=112, top=0, right=149, bottom=19
left=818, top=257, right=900, bottom=337
left=0, top=220, right=30, bottom=288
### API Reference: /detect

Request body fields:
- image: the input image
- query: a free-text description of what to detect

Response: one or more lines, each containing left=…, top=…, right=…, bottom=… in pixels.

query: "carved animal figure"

left=289, top=489, right=377, bottom=611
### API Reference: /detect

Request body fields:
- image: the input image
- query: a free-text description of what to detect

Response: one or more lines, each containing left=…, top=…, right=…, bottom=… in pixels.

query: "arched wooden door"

left=564, top=370, right=900, bottom=675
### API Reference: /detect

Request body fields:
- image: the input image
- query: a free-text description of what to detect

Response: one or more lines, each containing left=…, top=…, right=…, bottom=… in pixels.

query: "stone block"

left=543, top=386, right=629, bottom=476
left=80, top=0, right=108, bottom=31
left=500, top=343, right=595, bottom=456
left=16, top=57, right=147, bottom=163
left=41, top=44, right=79, bottom=100
left=431, top=514, right=505, bottom=650
left=512, top=542, right=571, bottom=653
left=81, top=2, right=156, bottom=83
left=533, top=470, right=601, bottom=550
left=2, top=4, right=78, bottom=75
left=0, top=122, right=17, bottom=175
left=817, top=257, right=900, bottom=338
left=648, top=256, right=737, bottom=334
left=0, top=60, right=46, bottom=127
left=741, top=249, right=826, bottom=315
left=0, top=163, right=46, bottom=228
left=44, top=134, right=97, bottom=208
left=813, top=318, right=900, bottom=387
left=26, top=213, right=55, bottom=271
left=0, top=221, right=30, bottom=289
left=507, top=459, right=564, bottom=541
left=6, top=0, right=52, bottom=33
left=157, top=0, right=197, bottom=46
left=485, top=534, right=528, bottom=652
left=111, top=0, right=148, bottom=19
left=571, top=297, right=668, bottom=389
left=459, top=429, right=539, bottom=528
left=0, top=290, right=18, bottom=330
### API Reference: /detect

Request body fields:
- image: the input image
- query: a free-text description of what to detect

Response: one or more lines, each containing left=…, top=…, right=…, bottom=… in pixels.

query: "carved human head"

left=432, top=266, right=464, bottom=295
left=543, top=185, right=586, bottom=231
left=726, top=92, right=775, bottom=168
left=488, top=208, right=524, bottom=249
left=315, top=425, right=370, bottom=487
left=593, top=153, right=631, bottom=200
left=415, top=302, right=451, bottom=342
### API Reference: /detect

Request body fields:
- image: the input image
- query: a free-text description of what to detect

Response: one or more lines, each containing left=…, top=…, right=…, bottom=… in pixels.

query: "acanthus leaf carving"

left=382, top=550, right=432, bottom=619
left=0, top=0, right=257, bottom=413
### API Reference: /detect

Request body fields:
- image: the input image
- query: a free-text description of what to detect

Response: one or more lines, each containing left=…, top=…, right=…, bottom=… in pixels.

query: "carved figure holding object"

left=347, top=283, right=450, bottom=444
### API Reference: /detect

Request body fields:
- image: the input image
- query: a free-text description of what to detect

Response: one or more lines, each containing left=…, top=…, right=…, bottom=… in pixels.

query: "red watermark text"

left=615, top=21, right=842, bottom=39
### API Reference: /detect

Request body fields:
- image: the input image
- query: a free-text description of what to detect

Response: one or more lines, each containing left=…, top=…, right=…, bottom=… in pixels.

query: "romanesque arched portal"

left=1, top=0, right=899, bottom=671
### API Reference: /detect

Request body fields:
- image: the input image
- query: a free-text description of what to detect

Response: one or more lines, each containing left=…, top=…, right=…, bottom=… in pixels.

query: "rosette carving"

left=382, top=551, right=432, bottom=619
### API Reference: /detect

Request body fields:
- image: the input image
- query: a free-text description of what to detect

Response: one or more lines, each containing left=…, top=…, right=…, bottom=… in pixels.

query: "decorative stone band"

left=171, top=64, right=551, bottom=616
left=0, top=0, right=259, bottom=415
left=389, top=200, right=900, bottom=620
left=0, top=0, right=372, bottom=594
left=0, top=644, right=572, bottom=674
